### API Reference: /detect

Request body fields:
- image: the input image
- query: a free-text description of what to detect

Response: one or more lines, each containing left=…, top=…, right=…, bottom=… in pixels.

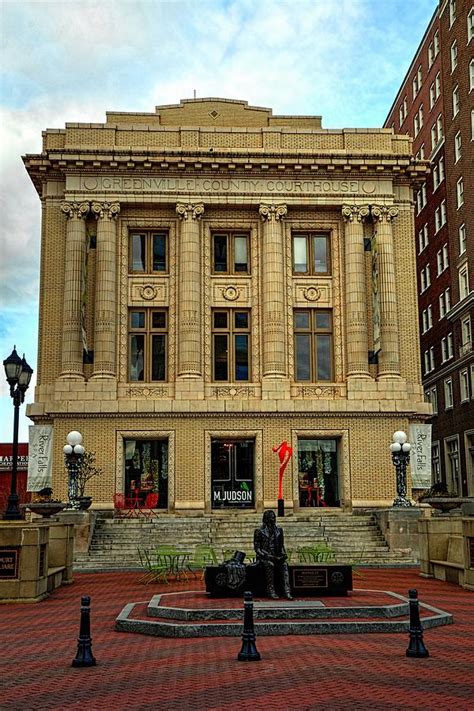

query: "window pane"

left=317, top=335, right=332, bottom=381
left=235, top=334, right=249, bottom=380
left=214, top=235, right=227, bottom=272
left=313, top=236, right=328, bottom=273
left=131, top=234, right=145, bottom=271
left=130, top=311, right=145, bottom=329
left=315, top=312, right=331, bottom=330
left=214, top=334, right=228, bottom=381
left=129, top=335, right=144, bottom=381
left=214, top=312, right=228, bottom=329
left=293, top=237, right=307, bottom=272
left=235, top=311, right=248, bottom=329
left=152, top=311, right=166, bottom=329
left=234, top=236, right=248, bottom=272
left=152, top=234, right=166, bottom=272
left=296, top=334, right=311, bottom=380
left=151, top=335, right=166, bottom=381
left=295, top=311, right=310, bottom=329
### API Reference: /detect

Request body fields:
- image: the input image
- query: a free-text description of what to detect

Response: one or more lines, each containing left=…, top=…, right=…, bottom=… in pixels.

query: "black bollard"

left=277, top=498, right=285, bottom=517
left=237, top=591, right=261, bottom=661
left=406, top=589, right=429, bottom=658
left=72, top=595, right=97, bottom=667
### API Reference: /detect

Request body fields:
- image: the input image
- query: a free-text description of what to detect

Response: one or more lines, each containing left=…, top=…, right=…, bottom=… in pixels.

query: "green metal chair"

left=137, top=548, right=169, bottom=584
left=188, top=545, right=219, bottom=578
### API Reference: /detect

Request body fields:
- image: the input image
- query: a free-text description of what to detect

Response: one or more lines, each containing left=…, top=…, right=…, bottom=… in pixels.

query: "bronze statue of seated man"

left=254, top=510, right=293, bottom=600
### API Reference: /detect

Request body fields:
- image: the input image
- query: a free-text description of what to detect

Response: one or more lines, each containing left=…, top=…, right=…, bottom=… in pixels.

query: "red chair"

left=114, top=492, right=126, bottom=518
left=142, top=492, right=159, bottom=517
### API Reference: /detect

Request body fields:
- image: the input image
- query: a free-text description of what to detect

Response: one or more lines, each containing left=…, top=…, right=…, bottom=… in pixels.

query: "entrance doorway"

left=211, top=438, right=255, bottom=509
left=124, top=439, right=168, bottom=509
left=297, top=438, right=340, bottom=507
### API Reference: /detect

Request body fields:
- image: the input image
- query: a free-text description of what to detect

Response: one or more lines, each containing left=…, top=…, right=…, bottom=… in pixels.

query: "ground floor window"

left=124, top=439, right=168, bottom=508
left=297, top=438, right=339, bottom=507
left=211, top=438, right=254, bottom=508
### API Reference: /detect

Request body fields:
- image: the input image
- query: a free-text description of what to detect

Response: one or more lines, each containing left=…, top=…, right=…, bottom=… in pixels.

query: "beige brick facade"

left=24, top=98, right=430, bottom=512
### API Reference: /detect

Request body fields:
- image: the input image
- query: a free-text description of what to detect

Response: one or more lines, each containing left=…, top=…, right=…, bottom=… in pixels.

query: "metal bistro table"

left=156, top=550, right=192, bottom=581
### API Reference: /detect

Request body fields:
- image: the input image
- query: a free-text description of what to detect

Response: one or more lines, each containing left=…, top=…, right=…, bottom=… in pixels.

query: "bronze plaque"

left=0, top=549, right=19, bottom=579
left=469, top=538, right=474, bottom=568
left=292, top=567, right=328, bottom=588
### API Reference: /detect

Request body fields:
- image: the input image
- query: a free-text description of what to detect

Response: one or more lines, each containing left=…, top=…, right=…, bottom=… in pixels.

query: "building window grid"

left=129, top=231, right=168, bottom=274
left=212, top=309, right=251, bottom=382
left=446, top=437, right=460, bottom=495
left=294, top=309, right=333, bottom=382
left=454, top=131, right=462, bottom=162
left=212, top=232, right=250, bottom=275
left=292, top=233, right=331, bottom=276
left=451, top=41, right=458, bottom=71
left=424, top=347, right=435, bottom=374
left=422, top=305, right=433, bottom=333
left=449, top=0, right=456, bottom=27
left=461, top=316, right=471, bottom=348
left=444, top=378, right=454, bottom=409
left=420, top=264, right=431, bottom=293
left=460, top=369, right=470, bottom=403
left=458, top=224, right=466, bottom=254
left=414, top=105, right=424, bottom=136
left=437, top=243, right=449, bottom=275
left=416, top=182, right=427, bottom=214
left=468, top=9, right=474, bottom=42
left=439, top=288, right=451, bottom=318
left=470, top=60, right=474, bottom=91
left=435, top=200, right=447, bottom=233
left=452, top=85, right=460, bottom=118
left=433, top=156, right=445, bottom=190
left=128, top=308, right=168, bottom=383
left=456, top=178, right=464, bottom=208
left=418, top=223, right=429, bottom=253
left=432, top=442, right=441, bottom=481
left=459, top=265, right=469, bottom=300
left=441, top=333, right=453, bottom=363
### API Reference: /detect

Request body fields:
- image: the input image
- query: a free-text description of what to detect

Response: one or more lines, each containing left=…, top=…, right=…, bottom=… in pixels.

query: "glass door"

left=211, top=439, right=254, bottom=509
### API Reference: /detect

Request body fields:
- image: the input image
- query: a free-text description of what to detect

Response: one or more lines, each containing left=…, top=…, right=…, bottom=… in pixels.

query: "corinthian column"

left=176, top=203, right=204, bottom=377
left=342, top=205, right=371, bottom=378
left=90, top=201, right=120, bottom=378
left=60, top=201, right=89, bottom=379
left=371, top=205, right=401, bottom=378
left=259, top=203, right=287, bottom=378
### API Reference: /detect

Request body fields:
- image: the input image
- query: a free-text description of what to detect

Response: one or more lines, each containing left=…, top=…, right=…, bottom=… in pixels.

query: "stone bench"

left=430, top=535, right=464, bottom=585
left=47, top=566, right=66, bottom=593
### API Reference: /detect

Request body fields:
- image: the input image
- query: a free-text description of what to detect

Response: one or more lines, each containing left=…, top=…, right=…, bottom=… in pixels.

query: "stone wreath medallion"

left=222, top=285, right=240, bottom=301
left=303, top=286, right=321, bottom=302
left=139, top=285, right=158, bottom=301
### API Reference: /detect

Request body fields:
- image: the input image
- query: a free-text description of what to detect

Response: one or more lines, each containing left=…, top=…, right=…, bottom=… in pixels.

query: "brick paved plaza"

left=1, top=568, right=473, bottom=710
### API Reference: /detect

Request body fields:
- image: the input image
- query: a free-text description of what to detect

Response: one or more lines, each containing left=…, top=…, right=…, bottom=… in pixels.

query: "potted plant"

left=418, top=482, right=468, bottom=513
left=22, top=487, right=66, bottom=518
left=75, top=452, right=103, bottom=510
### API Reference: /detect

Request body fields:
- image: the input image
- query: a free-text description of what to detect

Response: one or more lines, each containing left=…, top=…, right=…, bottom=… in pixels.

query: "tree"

left=76, top=451, right=103, bottom=497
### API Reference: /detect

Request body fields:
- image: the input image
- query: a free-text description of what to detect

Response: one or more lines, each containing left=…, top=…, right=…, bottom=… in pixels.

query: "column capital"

left=371, top=205, right=399, bottom=223
left=259, top=203, right=287, bottom=221
left=176, top=202, right=205, bottom=220
left=341, top=204, right=370, bottom=223
left=91, top=201, right=120, bottom=220
left=60, top=201, right=89, bottom=220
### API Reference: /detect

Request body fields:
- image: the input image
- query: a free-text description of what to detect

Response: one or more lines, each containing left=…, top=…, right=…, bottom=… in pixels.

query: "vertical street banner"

left=27, top=425, right=53, bottom=491
left=371, top=229, right=381, bottom=354
left=409, top=424, right=432, bottom=489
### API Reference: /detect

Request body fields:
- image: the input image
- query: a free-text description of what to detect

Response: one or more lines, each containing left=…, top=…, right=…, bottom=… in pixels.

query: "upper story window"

left=418, top=223, right=429, bottom=253
left=437, top=244, right=449, bottom=275
left=461, top=315, right=471, bottom=348
left=451, top=41, right=458, bottom=71
left=439, top=288, right=451, bottom=318
left=468, top=9, right=474, bottom=42
left=425, top=385, right=438, bottom=415
left=128, top=308, right=167, bottom=382
left=431, top=114, right=443, bottom=151
left=424, top=347, right=435, bottom=374
left=449, top=0, right=456, bottom=27
left=454, top=131, right=462, bottom=162
left=453, top=85, right=460, bottom=117
left=212, top=232, right=250, bottom=274
left=460, top=370, right=470, bottom=402
left=420, top=264, right=431, bottom=293
left=470, top=60, right=474, bottom=91
left=433, top=156, right=445, bottom=190
left=456, top=177, right=464, bottom=208
left=429, top=74, right=441, bottom=109
left=414, top=105, right=424, bottom=136
left=212, top=309, right=250, bottom=382
left=459, top=224, right=466, bottom=255
left=459, top=264, right=469, bottom=300
left=129, top=231, right=167, bottom=273
left=428, top=32, right=439, bottom=66
left=444, top=378, right=454, bottom=410
left=416, top=182, right=427, bottom=214
left=422, top=305, right=433, bottom=333
left=294, top=309, right=333, bottom=382
left=434, top=200, right=447, bottom=232
left=292, top=233, right=331, bottom=276
left=412, top=66, right=422, bottom=99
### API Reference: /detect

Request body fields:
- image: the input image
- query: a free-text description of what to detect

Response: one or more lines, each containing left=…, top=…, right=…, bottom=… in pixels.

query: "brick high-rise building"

left=385, top=0, right=473, bottom=497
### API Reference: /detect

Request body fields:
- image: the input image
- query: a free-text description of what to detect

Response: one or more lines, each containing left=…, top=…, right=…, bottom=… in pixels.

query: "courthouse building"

left=23, top=98, right=430, bottom=513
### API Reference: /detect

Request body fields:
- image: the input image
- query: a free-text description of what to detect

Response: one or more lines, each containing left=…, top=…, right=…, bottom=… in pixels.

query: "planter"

left=21, top=502, right=67, bottom=518
left=77, top=496, right=93, bottom=511
left=423, top=498, right=466, bottom=513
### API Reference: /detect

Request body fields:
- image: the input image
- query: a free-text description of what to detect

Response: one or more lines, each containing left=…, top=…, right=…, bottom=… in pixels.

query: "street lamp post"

left=3, top=346, right=33, bottom=520
left=390, top=430, right=412, bottom=508
left=64, top=431, right=85, bottom=509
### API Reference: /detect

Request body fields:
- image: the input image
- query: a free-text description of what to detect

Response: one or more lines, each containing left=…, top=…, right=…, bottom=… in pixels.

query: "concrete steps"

left=74, top=511, right=416, bottom=570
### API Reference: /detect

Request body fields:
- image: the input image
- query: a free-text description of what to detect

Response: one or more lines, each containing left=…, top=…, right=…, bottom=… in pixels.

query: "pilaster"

left=176, top=203, right=204, bottom=391
left=59, top=201, right=89, bottom=380
left=90, top=201, right=120, bottom=379
left=342, top=204, right=371, bottom=379
left=259, top=203, right=288, bottom=388
left=372, top=205, right=401, bottom=379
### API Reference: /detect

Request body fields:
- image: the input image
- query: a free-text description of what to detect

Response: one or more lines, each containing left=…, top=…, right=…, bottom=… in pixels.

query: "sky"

left=0, top=0, right=436, bottom=441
